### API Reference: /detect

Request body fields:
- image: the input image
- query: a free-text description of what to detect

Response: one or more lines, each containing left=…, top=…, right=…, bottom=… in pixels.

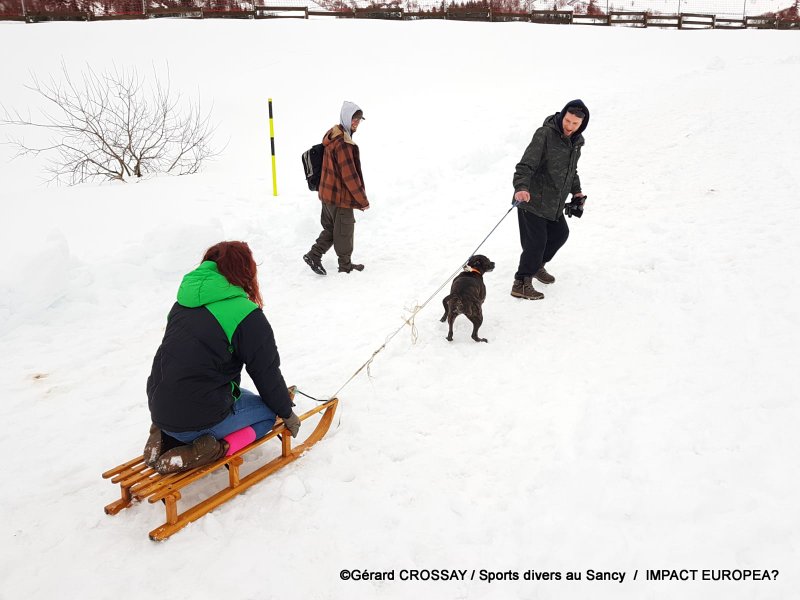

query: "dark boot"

left=338, top=263, right=364, bottom=273
left=154, top=434, right=229, bottom=474
left=303, top=253, right=326, bottom=275
left=535, top=265, right=555, bottom=284
left=511, top=276, right=544, bottom=300
left=143, top=424, right=163, bottom=468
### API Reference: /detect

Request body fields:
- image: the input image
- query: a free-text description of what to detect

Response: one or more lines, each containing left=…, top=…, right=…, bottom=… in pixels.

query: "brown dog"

left=440, top=254, right=495, bottom=343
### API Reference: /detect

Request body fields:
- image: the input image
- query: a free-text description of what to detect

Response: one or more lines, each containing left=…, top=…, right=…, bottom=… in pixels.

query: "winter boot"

left=303, top=253, right=327, bottom=275
left=143, top=424, right=163, bottom=468
left=534, top=265, right=555, bottom=284
left=154, top=434, right=229, bottom=475
left=338, top=263, right=364, bottom=273
left=511, top=279, right=524, bottom=297
left=511, top=276, right=544, bottom=300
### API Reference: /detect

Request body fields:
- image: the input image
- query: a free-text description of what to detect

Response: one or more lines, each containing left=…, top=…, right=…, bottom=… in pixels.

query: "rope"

left=302, top=203, right=518, bottom=403
left=294, top=389, right=327, bottom=402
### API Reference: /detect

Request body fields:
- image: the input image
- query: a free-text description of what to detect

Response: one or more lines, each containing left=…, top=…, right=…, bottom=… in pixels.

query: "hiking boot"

left=143, top=424, right=163, bottom=468
left=535, top=265, right=555, bottom=284
left=154, top=434, right=229, bottom=474
left=303, top=253, right=326, bottom=276
left=511, top=278, right=524, bottom=297
left=510, top=276, right=544, bottom=300
left=338, top=263, right=364, bottom=273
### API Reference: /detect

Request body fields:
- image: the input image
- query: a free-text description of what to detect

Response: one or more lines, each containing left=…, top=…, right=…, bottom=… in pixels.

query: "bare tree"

left=1, top=62, right=218, bottom=185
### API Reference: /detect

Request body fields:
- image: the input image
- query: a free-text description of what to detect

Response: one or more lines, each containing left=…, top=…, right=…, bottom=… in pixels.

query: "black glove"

left=283, top=411, right=301, bottom=438
left=564, top=195, right=586, bottom=218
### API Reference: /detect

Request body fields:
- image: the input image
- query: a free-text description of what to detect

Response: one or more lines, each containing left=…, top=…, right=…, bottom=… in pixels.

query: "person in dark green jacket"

left=144, top=241, right=301, bottom=474
left=511, top=100, right=589, bottom=300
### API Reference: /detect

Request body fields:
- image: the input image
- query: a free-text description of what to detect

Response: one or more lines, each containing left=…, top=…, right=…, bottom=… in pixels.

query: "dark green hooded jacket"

left=147, top=261, right=292, bottom=432
left=513, top=99, right=589, bottom=221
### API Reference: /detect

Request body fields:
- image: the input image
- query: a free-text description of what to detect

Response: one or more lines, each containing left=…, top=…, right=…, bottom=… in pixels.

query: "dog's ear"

left=468, top=255, right=485, bottom=268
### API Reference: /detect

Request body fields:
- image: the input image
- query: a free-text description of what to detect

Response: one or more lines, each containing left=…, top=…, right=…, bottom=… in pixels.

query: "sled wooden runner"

left=102, top=396, right=338, bottom=541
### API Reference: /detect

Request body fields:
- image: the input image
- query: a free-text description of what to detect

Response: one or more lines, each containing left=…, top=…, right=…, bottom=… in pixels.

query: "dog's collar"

left=464, top=267, right=481, bottom=274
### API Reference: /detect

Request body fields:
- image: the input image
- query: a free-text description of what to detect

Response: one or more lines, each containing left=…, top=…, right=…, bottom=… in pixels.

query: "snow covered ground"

left=1, top=18, right=799, bottom=600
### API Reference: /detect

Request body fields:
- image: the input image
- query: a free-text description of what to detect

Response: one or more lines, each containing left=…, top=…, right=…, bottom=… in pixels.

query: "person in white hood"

left=303, top=101, right=370, bottom=275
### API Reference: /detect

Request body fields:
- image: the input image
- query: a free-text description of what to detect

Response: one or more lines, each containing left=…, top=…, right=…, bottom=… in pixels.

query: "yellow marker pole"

left=268, top=98, right=278, bottom=196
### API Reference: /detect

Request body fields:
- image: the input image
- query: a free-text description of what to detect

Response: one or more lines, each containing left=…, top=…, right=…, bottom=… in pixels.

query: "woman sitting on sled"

left=144, top=241, right=300, bottom=474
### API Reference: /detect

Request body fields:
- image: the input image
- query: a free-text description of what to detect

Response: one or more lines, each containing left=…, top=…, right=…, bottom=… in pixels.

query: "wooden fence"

left=2, top=3, right=798, bottom=28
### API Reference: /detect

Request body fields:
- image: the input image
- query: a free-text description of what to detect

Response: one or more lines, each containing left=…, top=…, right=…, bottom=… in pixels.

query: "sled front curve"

left=102, top=396, right=338, bottom=541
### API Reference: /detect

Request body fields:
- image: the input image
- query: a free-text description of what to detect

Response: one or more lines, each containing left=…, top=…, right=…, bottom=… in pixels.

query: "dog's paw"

left=440, top=316, right=447, bottom=323
left=446, top=335, right=453, bottom=342
left=473, top=337, right=488, bottom=343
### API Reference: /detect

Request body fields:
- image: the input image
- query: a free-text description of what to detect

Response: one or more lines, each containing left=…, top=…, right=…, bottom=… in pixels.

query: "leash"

left=294, top=389, right=327, bottom=402
left=465, top=202, right=517, bottom=259
left=302, top=202, right=519, bottom=404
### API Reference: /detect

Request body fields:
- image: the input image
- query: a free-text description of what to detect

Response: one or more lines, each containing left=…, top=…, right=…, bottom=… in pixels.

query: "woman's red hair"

left=202, top=241, right=263, bottom=308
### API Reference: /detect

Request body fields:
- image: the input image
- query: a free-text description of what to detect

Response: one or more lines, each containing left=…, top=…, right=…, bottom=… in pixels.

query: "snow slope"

left=1, top=18, right=799, bottom=600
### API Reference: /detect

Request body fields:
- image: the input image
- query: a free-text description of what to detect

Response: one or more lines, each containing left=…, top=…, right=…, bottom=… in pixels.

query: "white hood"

left=339, top=100, right=363, bottom=135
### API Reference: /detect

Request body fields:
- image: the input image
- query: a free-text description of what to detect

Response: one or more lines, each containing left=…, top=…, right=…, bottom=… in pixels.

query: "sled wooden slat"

left=111, top=462, right=151, bottom=484
left=129, top=474, right=173, bottom=498
left=131, top=467, right=197, bottom=498
left=101, top=455, right=144, bottom=479
left=102, top=396, right=338, bottom=541
left=122, top=468, right=166, bottom=493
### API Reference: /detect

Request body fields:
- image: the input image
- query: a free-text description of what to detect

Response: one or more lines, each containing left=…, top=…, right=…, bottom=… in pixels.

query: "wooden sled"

left=102, top=393, right=338, bottom=541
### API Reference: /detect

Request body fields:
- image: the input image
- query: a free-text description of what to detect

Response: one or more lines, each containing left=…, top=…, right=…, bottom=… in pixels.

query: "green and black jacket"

left=147, top=261, right=292, bottom=432
left=513, top=99, right=589, bottom=221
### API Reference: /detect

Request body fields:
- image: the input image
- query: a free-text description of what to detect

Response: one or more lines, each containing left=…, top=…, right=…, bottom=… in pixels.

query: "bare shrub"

left=586, top=0, right=605, bottom=16
left=771, top=0, right=799, bottom=19
left=1, top=62, right=218, bottom=185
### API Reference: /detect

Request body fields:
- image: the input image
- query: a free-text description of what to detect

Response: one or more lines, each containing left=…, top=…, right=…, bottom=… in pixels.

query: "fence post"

left=20, top=0, right=26, bottom=18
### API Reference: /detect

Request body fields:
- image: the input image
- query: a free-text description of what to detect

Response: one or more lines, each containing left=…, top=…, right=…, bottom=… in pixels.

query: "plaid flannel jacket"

left=318, top=125, right=369, bottom=210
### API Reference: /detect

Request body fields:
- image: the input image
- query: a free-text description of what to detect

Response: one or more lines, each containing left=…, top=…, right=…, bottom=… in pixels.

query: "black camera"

left=564, top=195, right=586, bottom=219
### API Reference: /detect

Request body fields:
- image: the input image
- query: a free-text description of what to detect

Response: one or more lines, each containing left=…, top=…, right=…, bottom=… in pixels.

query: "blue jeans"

left=164, top=389, right=277, bottom=443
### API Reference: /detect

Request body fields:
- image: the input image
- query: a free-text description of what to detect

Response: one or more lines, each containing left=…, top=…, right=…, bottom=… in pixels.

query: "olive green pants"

left=310, top=203, right=355, bottom=268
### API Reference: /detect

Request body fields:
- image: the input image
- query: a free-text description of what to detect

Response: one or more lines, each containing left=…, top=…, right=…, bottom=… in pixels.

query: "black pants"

left=514, top=209, right=569, bottom=281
